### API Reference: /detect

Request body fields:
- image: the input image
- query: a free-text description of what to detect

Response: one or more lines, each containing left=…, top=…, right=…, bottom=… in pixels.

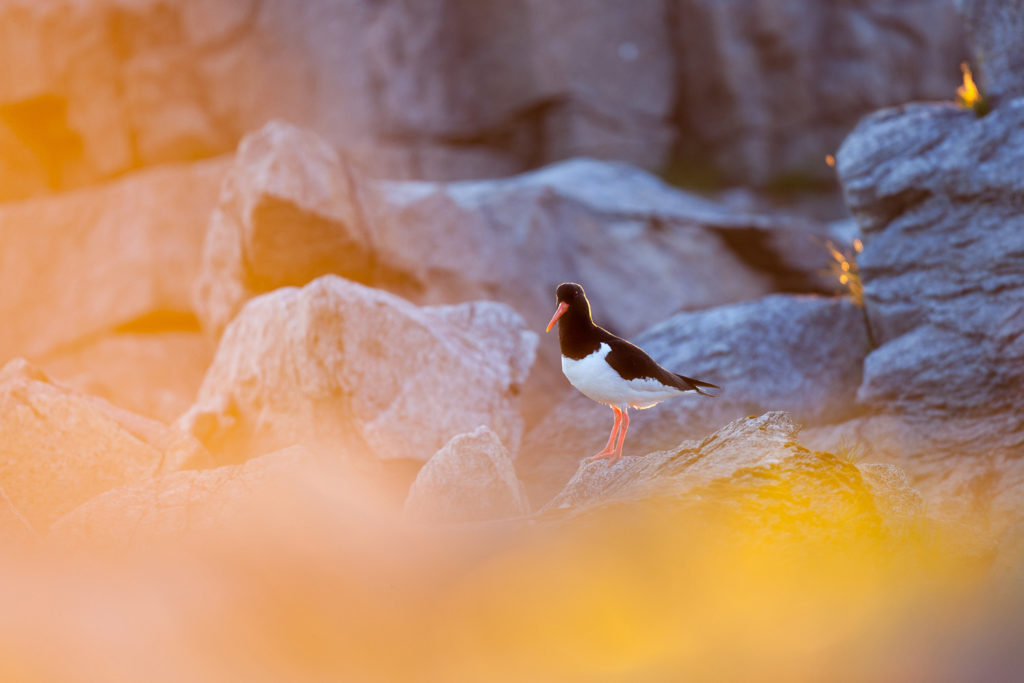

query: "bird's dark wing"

left=598, top=327, right=720, bottom=396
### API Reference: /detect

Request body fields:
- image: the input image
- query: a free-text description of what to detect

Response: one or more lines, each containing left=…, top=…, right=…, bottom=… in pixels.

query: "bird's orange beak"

left=546, top=302, right=568, bottom=333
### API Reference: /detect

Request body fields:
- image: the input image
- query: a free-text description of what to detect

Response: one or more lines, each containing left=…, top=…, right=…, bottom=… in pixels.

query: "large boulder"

left=193, top=122, right=377, bottom=336
left=404, top=426, right=530, bottom=523
left=0, top=359, right=209, bottom=529
left=521, top=294, right=870, bottom=504
left=178, top=275, right=537, bottom=464
left=0, top=156, right=229, bottom=362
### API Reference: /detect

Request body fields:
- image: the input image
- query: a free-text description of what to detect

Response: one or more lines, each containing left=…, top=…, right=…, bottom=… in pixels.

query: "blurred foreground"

left=1, top=421, right=1018, bottom=683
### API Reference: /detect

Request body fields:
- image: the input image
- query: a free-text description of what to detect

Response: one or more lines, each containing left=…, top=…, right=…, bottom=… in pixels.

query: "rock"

left=961, top=0, right=1024, bottom=104
left=50, top=445, right=332, bottom=547
left=521, top=294, right=870, bottom=504
left=0, top=359, right=211, bottom=529
left=543, top=412, right=923, bottom=543
left=192, top=123, right=838, bottom=422
left=672, top=0, right=965, bottom=185
left=836, top=97, right=1024, bottom=456
left=35, top=331, right=215, bottom=424
left=802, top=414, right=1024, bottom=535
left=0, top=485, right=35, bottom=540
left=404, top=426, right=530, bottom=523
left=0, top=156, right=230, bottom=362
left=193, top=121, right=377, bottom=336
left=0, top=0, right=965, bottom=198
left=178, top=275, right=536, bottom=464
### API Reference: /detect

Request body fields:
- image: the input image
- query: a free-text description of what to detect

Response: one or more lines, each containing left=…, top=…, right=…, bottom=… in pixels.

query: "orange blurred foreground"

left=0, top=450, right=1016, bottom=683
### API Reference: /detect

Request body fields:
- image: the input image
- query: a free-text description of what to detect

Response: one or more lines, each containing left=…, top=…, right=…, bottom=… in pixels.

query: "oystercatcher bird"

left=545, top=282, right=720, bottom=463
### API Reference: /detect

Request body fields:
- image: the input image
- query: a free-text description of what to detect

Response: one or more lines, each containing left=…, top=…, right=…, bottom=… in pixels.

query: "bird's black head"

left=546, top=282, right=591, bottom=332
left=555, top=282, right=587, bottom=305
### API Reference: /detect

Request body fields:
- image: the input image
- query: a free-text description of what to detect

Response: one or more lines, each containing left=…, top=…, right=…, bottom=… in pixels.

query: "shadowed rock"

left=404, top=426, right=530, bottom=523
left=193, top=121, right=378, bottom=336
left=179, top=275, right=537, bottom=464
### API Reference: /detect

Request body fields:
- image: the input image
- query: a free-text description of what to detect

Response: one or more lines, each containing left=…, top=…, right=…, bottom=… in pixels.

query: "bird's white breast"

left=561, top=343, right=685, bottom=409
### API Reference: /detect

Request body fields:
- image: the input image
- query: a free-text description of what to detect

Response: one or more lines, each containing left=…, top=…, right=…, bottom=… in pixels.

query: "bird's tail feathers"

left=676, top=373, right=721, bottom=397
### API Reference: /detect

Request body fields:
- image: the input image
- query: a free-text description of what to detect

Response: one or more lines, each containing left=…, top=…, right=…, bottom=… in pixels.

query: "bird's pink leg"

left=586, top=406, right=622, bottom=462
left=609, top=408, right=630, bottom=462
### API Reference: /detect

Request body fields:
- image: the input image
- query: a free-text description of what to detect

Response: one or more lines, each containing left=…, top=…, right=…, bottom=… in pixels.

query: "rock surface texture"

left=193, top=122, right=840, bottom=422
left=835, top=82, right=1024, bottom=524
left=179, top=275, right=537, bottom=464
left=544, top=412, right=924, bottom=543
left=961, top=0, right=1024, bottom=104
left=404, top=426, right=530, bottom=523
left=0, top=359, right=209, bottom=529
left=0, top=0, right=964, bottom=200
left=522, top=294, right=870, bottom=504
left=0, top=156, right=229, bottom=363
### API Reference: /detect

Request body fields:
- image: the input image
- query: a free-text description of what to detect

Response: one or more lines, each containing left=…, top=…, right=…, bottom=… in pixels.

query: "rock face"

left=521, top=294, right=870, bottom=504
left=404, top=426, right=530, bottom=523
left=961, top=0, right=1024, bottom=104
left=544, top=412, right=923, bottom=542
left=674, top=0, right=965, bottom=184
left=0, top=157, right=229, bottom=363
left=837, top=100, right=1024, bottom=436
left=179, top=275, right=537, bottom=464
left=0, top=0, right=964, bottom=200
left=0, top=359, right=209, bottom=529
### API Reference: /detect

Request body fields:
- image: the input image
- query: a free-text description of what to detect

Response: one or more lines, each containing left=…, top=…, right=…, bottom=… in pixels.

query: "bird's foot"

left=585, top=449, right=618, bottom=463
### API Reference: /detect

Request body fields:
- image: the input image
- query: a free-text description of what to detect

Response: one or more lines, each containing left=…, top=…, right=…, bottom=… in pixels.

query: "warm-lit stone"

left=0, top=157, right=230, bottom=362
left=179, top=275, right=537, bottom=464
left=0, top=359, right=210, bottom=529
left=404, top=426, right=530, bottom=523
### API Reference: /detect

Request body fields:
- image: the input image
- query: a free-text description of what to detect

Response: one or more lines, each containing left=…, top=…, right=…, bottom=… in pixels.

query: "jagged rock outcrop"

left=404, top=426, right=530, bottom=523
left=543, top=412, right=924, bottom=543
left=0, top=359, right=210, bottom=529
left=0, top=156, right=229, bottom=363
left=521, top=294, right=870, bottom=504
left=837, top=98, right=1024, bottom=441
left=179, top=275, right=537, bottom=464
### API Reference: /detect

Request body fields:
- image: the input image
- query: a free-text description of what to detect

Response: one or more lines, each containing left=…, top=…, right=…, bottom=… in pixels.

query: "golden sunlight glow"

left=957, top=61, right=981, bottom=110
left=825, top=153, right=835, bottom=168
